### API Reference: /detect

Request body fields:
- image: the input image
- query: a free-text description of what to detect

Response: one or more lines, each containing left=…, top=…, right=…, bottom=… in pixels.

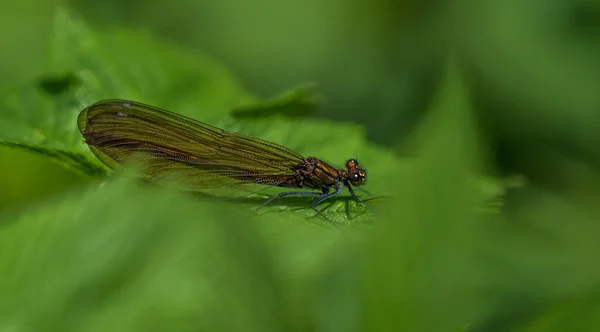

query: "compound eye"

left=346, top=159, right=358, bottom=168
left=350, top=173, right=359, bottom=181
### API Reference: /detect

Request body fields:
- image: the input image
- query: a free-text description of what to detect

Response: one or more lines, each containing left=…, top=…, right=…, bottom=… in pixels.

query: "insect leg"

left=347, top=185, right=385, bottom=203
left=311, top=185, right=342, bottom=208
left=307, top=184, right=344, bottom=225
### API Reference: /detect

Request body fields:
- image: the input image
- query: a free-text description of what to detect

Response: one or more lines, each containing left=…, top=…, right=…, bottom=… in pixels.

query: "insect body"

left=78, top=99, right=371, bottom=222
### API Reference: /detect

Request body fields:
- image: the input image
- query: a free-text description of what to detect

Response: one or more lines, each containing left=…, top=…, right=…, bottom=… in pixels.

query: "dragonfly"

left=77, top=99, right=374, bottom=224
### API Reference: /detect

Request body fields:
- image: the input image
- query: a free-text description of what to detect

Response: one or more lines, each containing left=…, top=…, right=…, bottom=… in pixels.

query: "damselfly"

left=77, top=99, right=373, bottom=222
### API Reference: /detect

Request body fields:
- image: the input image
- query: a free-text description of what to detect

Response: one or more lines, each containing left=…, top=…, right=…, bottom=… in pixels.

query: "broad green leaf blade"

left=0, top=6, right=254, bottom=174
left=362, top=56, right=490, bottom=331
left=0, top=178, right=290, bottom=332
left=230, top=82, right=324, bottom=119
left=0, top=173, right=363, bottom=332
left=513, top=293, right=600, bottom=332
left=0, top=140, right=108, bottom=178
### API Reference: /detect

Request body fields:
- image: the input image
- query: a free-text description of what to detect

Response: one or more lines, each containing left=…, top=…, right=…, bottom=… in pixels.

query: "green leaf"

left=513, top=291, right=600, bottom=332
left=0, top=176, right=344, bottom=332
left=456, top=324, right=472, bottom=332
left=0, top=5, right=253, bottom=175
left=0, top=140, right=107, bottom=178
left=230, top=82, right=324, bottom=119
left=362, top=56, right=497, bottom=331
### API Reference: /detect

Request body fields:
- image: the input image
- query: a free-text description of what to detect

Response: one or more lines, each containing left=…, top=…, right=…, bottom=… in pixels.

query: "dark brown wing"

left=77, top=99, right=306, bottom=190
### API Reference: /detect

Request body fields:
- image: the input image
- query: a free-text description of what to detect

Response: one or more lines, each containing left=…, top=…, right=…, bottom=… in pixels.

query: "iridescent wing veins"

left=77, top=99, right=306, bottom=190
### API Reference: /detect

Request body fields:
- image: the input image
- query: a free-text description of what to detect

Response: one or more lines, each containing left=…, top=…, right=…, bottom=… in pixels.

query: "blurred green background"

left=2, top=0, right=600, bottom=205
left=1, top=0, right=600, bottom=331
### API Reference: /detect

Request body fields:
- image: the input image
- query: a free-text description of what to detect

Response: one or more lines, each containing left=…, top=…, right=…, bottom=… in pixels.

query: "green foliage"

left=0, top=140, right=108, bottom=178
left=1, top=6, right=510, bottom=225
left=9, top=4, right=599, bottom=332
left=0, top=6, right=252, bottom=176
left=230, top=82, right=324, bottom=119
left=0, top=176, right=333, bottom=331
left=0, top=6, right=412, bottom=225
